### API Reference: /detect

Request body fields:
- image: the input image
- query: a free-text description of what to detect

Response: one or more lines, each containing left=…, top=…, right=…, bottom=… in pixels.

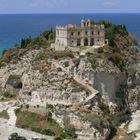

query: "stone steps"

left=7, top=106, right=19, bottom=127
left=52, top=61, right=99, bottom=103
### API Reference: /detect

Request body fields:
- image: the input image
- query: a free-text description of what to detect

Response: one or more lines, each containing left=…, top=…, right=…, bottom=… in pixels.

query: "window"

left=91, top=31, right=94, bottom=35
left=84, top=23, right=86, bottom=27
left=98, top=31, right=100, bottom=35
left=71, top=32, right=74, bottom=36
left=85, top=31, right=88, bottom=35
left=77, top=39, right=81, bottom=46
left=57, top=30, right=59, bottom=35
left=78, top=32, right=80, bottom=36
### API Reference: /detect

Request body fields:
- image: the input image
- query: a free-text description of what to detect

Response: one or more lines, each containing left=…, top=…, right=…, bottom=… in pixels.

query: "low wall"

left=23, top=102, right=48, bottom=116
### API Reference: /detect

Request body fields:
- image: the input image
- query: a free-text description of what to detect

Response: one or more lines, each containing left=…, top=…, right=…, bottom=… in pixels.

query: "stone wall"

left=92, top=71, right=126, bottom=103
left=23, top=102, right=48, bottom=116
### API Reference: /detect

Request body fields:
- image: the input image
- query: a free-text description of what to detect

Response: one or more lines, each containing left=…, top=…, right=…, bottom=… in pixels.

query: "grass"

left=15, top=108, right=64, bottom=137
left=0, top=110, right=9, bottom=119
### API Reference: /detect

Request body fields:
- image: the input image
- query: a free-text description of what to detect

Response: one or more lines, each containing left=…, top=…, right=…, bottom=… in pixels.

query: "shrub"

left=53, top=50, right=74, bottom=59
left=108, top=126, right=117, bottom=140
left=109, top=53, right=125, bottom=71
left=41, top=128, right=55, bottom=136
left=53, top=137, right=63, bottom=140
left=0, top=91, right=15, bottom=98
left=97, top=47, right=104, bottom=53
left=85, top=112, right=109, bottom=131
left=21, top=37, right=32, bottom=49
left=99, top=103, right=110, bottom=114
left=15, top=108, right=20, bottom=115
left=32, top=128, right=42, bottom=133
left=60, top=132, right=68, bottom=139
left=35, top=52, right=46, bottom=61
left=97, top=20, right=129, bottom=47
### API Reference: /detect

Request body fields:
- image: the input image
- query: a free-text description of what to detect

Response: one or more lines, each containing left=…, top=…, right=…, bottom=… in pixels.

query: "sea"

left=0, top=13, right=140, bottom=53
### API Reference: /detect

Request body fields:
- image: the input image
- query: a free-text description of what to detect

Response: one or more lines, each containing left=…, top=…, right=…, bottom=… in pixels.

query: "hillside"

left=0, top=21, right=140, bottom=140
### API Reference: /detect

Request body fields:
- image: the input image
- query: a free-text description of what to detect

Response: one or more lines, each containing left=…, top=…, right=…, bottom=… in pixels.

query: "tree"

left=20, top=37, right=32, bottom=48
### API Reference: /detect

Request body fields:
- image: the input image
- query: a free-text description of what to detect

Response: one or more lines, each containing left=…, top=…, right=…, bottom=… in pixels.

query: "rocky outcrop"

left=0, top=44, right=139, bottom=140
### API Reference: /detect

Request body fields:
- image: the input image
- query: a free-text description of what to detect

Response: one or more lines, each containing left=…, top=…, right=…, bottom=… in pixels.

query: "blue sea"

left=0, top=13, right=140, bottom=53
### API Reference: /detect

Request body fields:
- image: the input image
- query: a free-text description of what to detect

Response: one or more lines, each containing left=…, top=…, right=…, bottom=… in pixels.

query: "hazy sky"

left=0, top=0, right=139, bottom=14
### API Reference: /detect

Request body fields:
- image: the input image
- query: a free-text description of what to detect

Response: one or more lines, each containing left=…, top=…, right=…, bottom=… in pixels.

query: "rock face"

left=0, top=46, right=139, bottom=140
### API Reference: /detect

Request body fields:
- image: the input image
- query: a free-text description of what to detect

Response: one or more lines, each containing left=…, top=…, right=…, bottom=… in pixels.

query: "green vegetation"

left=15, top=108, right=66, bottom=137
left=9, top=132, right=26, bottom=140
left=0, top=29, right=55, bottom=66
left=35, top=52, right=46, bottom=61
left=21, top=37, right=32, bottom=49
left=0, top=90, right=16, bottom=101
left=109, top=53, right=125, bottom=72
left=53, top=137, right=63, bottom=140
left=108, top=126, right=117, bottom=140
left=85, top=112, right=109, bottom=132
left=0, top=110, right=9, bottom=119
left=97, top=20, right=129, bottom=47
left=99, top=102, right=110, bottom=114
left=53, top=49, right=74, bottom=59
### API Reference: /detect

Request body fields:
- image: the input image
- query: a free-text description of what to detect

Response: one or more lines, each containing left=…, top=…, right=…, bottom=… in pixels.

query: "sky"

left=0, top=0, right=139, bottom=14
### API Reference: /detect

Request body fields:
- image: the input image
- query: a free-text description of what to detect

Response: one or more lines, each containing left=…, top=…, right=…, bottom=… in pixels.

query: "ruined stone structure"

left=53, top=19, right=108, bottom=51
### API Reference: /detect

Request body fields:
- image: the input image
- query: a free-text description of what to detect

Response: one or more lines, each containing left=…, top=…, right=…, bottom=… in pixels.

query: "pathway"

left=7, top=106, right=19, bottom=126
left=52, top=60, right=99, bottom=103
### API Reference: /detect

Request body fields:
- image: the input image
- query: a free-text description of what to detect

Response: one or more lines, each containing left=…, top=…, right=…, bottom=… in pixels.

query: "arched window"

left=78, top=32, right=80, bottom=36
left=90, top=38, right=94, bottom=46
left=84, top=38, right=88, bottom=46
left=77, top=39, right=81, bottom=46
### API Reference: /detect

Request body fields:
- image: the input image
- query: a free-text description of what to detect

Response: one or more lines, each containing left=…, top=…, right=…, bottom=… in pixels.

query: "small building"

left=5, top=75, right=23, bottom=95
left=53, top=19, right=108, bottom=51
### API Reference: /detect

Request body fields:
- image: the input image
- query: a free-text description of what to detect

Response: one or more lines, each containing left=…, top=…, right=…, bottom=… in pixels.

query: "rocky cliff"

left=0, top=22, right=139, bottom=140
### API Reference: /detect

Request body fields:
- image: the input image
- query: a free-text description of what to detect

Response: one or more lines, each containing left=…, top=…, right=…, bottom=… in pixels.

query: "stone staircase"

left=7, top=106, right=19, bottom=126
left=51, top=61, right=99, bottom=104
left=74, top=77, right=99, bottom=103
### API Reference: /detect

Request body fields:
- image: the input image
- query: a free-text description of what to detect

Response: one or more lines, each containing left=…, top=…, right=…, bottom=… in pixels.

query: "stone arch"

left=84, top=38, right=88, bottom=46
left=90, top=38, right=94, bottom=46
left=77, top=38, right=81, bottom=46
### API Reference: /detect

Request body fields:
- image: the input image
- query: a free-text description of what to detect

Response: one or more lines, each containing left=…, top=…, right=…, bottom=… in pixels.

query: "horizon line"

left=0, top=12, right=140, bottom=15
